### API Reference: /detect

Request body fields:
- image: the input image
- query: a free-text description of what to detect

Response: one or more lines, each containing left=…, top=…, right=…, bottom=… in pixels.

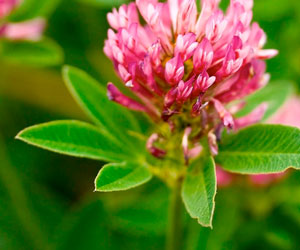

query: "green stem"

left=166, top=182, right=182, bottom=250
left=0, top=136, right=47, bottom=250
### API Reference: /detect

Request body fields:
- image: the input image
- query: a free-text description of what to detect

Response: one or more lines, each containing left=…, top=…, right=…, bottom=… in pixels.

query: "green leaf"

left=76, top=0, right=127, bottom=8
left=95, top=161, right=152, bottom=192
left=8, top=0, right=61, bottom=21
left=184, top=190, right=241, bottom=250
left=0, top=39, right=63, bottom=67
left=216, top=125, right=300, bottom=174
left=181, top=156, right=216, bottom=227
left=236, top=80, right=294, bottom=121
left=62, top=66, right=142, bottom=146
left=16, top=120, right=132, bottom=162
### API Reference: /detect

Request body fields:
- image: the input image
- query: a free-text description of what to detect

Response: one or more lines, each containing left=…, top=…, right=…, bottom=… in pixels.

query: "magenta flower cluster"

left=104, top=0, right=277, bottom=158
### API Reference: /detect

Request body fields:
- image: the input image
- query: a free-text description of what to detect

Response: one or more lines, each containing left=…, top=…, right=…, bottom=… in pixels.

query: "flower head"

left=0, top=0, right=18, bottom=18
left=0, top=0, right=45, bottom=40
left=104, top=0, right=277, bottom=160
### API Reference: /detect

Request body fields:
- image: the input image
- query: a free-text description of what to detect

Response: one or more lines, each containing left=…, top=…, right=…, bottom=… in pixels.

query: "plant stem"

left=166, top=182, right=182, bottom=250
left=0, top=136, right=46, bottom=250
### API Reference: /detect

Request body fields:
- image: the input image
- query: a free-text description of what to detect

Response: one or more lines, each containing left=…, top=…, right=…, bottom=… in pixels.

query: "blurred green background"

left=1, top=0, right=300, bottom=249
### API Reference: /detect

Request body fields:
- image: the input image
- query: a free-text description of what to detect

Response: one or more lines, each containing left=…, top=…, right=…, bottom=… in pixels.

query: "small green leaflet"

left=181, top=156, right=217, bottom=228
left=95, top=161, right=152, bottom=192
left=16, top=120, right=134, bottom=162
left=216, top=124, right=300, bottom=174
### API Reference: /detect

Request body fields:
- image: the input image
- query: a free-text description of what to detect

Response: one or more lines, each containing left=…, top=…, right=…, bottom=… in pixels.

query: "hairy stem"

left=166, top=182, right=182, bottom=250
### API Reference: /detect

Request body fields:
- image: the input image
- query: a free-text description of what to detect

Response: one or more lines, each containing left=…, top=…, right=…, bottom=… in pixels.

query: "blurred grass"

left=1, top=0, right=300, bottom=249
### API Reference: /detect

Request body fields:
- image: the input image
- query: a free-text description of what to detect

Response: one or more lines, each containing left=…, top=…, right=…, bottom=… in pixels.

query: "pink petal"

left=2, top=18, right=45, bottom=41
left=234, top=103, right=268, bottom=129
left=216, top=166, right=234, bottom=187
left=267, top=96, right=300, bottom=128
left=164, top=54, right=184, bottom=85
left=107, top=83, right=147, bottom=112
